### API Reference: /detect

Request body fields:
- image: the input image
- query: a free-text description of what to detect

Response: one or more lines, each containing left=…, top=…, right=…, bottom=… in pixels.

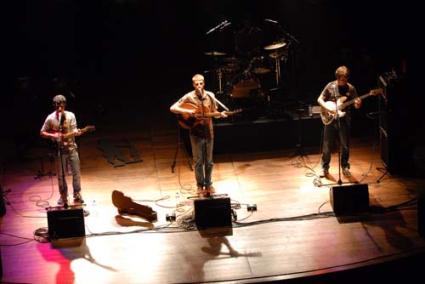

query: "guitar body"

left=177, top=102, right=242, bottom=129
left=320, top=98, right=347, bottom=125
left=177, top=103, right=205, bottom=130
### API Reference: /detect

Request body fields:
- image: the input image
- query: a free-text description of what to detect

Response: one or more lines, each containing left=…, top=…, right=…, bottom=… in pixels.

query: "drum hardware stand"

left=293, top=107, right=307, bottom=157
left=372, top=109, right=390, bottom=183
left=376, top=166, right=389, bottom=183
left=273, top=55, right=282, bottom=87
left=216, top=68, right=224, bottom=95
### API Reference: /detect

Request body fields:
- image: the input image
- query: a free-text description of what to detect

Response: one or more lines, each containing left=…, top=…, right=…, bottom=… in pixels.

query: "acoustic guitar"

left=177, top=102, right=242, bottom=129
left=320, top=88, right=382, bottom=125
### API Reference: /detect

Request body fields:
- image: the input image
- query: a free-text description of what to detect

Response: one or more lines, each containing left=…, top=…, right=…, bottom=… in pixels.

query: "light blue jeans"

left=57, top=148, right=81, bottom=196
left=190, top=135, right=214, bottom=187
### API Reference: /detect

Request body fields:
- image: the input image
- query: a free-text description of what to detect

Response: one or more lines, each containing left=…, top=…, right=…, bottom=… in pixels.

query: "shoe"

left=319, top=168, right=329, bottom=178
left=205, top=185, right=216, bottom=196
left=73, top=192, right=85, bottom=204
left=57, top=195, right=69, bottom=206
left=197, top=186, right=205, bottom=197
left=342, top=168, right=352, bottom=177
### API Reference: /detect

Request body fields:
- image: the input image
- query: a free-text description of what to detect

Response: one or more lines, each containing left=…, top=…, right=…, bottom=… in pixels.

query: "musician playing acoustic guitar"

left=317, top=66, right=362, bottom=178
left=40, top=94, right=87, bottom=206
left=170, top=74, right=228, bottom=197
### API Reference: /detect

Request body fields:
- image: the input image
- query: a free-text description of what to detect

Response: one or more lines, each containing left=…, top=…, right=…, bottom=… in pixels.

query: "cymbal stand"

left=217, top=68, right=224, bottom=95
left=274, top=56, right=281, bottom=87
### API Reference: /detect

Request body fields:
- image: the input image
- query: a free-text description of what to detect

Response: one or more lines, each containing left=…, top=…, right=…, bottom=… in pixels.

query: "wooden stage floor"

left=1, top=124, right=425, bottom=283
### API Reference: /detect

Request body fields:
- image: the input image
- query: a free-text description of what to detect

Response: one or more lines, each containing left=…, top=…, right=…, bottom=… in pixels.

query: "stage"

left=2, top=119, right=425, bottom=284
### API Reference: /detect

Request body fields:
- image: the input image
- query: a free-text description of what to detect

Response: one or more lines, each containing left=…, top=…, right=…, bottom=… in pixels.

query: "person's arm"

left=40, top=118, right=62, bottom=140
left=63, top=112, right=82, bottom=138
left=352, top=86, right=362, bottom=109
left=40, top=130, right=62, bottom=140
left=317, top=84, right=335, bottom=113
left=170, top=95, right=195, bottom=115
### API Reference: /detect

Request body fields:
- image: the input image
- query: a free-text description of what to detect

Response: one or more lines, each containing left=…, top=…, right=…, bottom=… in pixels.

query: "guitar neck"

left=340, top=92, right=372, bottom=109
left=197, top=110, right=237, bottom=118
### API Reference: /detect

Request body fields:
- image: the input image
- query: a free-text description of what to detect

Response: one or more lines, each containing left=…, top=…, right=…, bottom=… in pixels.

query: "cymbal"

left=204, top=51, right=226, bottom=56
left=264, top=41, right=287, bottom=51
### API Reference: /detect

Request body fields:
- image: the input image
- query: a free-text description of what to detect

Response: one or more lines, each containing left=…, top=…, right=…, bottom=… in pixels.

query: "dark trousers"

left=321, top=118, right=350, bottom=170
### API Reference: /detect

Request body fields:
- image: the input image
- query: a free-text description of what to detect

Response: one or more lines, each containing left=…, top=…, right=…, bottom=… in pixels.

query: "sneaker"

left=57, top=195, right=68, bottom=206
left=342, top=168, right=352, bottom=177
left=319, top=168, right=329, bottom=178
left=73, top=192, right=85, bottom=204
left=205, top=185, right=216, bottom=195
left=197, top=186, right=204, bottom=197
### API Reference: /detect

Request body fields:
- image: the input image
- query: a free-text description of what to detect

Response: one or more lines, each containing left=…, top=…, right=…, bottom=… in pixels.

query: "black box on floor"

left=330, top=184, right=369, bottom=216
left=418, top=189, right=425, bottom=237
left=47, top=207, right=85, bottom=240
left=195, top=197, right=232, bottom=230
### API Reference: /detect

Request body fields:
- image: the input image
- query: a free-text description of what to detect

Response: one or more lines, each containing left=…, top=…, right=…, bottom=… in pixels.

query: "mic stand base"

left=376, top=166, right=389, bottom=183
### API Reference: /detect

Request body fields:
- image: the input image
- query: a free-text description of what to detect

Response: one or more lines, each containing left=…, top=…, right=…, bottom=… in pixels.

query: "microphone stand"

left=335, top=105, right=343, bottom=185
left=200, top=94, right=209, bottom=197
left=57, top=124, right=69, bottom=209
left=319, top=87, right=350, bottom=188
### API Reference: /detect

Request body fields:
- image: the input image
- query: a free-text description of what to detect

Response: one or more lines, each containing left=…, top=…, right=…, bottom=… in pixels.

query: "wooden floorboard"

left=1, top=126, right=425, bottom=283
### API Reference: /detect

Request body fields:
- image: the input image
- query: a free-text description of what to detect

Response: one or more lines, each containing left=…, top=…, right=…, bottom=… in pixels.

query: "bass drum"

left=228, top=73, right=266, bottom=119
left=230, top=73, right=261, bottom=99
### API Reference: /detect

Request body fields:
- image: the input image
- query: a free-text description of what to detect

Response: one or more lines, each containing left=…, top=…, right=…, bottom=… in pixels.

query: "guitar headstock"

left=228, top=108, right=243, bottom=115
left=81, top=125, right=96, bottom=133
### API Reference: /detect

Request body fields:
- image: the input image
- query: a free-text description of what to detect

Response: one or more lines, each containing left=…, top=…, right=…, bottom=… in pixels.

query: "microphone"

left=58, top=111, right=66, bottom=132
left=220, top=21, right=231, bottom=30
left=206, top=20, right=228, bottom=35
left=196, top=89, right=204, bottom=99
left=59, top=112, right=64, bottom=125
left=264, top=18, right=279, bottom=24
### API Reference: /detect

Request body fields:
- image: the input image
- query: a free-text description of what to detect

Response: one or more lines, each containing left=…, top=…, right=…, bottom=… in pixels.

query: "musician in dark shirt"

left=317, top=66, right=362, bottom=177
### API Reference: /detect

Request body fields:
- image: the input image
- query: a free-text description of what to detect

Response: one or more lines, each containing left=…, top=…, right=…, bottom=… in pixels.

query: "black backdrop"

left=2, top=0, right=417, bottom=160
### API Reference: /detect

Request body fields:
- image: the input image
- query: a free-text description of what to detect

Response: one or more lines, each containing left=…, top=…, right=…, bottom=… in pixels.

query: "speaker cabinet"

left=194, top=197, right=232, bottom=230
left=418, top=189, right=425, bottom=237
left=330, top=184, right=369, bottom=216
left=47, top=208, right=85, bottom=241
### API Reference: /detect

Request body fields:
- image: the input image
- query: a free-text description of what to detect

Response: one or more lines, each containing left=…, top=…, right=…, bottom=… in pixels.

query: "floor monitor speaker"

left=330, top=184, right=369, bottom=216
left=47, top=207, right=85, bottom=241
left=194, top=197, right=232, bottom=230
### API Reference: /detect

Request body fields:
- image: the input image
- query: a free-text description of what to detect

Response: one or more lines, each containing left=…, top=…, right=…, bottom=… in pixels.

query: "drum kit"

left=203, top=17, right=298, bottom=119
left=204, top=38, right=288, bottom=118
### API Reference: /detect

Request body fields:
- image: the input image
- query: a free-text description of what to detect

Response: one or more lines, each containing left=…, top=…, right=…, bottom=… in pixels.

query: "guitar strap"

left=332, top=82, right=340, bottom=101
